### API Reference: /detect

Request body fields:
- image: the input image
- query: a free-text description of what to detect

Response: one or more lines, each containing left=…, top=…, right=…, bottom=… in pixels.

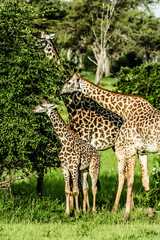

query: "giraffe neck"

left=44, top=39, right=60, bottom=63
left=47, top=109, right=71, bottom=144
left=79, top=77, right=151, bottom=119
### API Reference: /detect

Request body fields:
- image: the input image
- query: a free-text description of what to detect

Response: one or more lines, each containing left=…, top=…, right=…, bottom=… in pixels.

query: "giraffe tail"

left=97, top=179, right=101, bottom=191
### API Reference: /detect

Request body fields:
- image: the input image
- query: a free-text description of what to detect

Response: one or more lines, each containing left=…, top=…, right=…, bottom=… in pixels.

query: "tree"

left=0, top=1, right=68, bottom=194
left=89, top=1, right=117, bottom=84
left=56, top=0, right=160, bottom=84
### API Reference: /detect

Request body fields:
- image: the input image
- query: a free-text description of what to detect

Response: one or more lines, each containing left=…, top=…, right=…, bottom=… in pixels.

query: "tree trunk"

left=79, top=53, right=83, bottom=69
left=95, top=57, right=103, bottom=85
left=104, top=55, right=110, bottom=77
left=67, top=48, right=72, bottom=61
left=37, top=167, right=44, bottom=197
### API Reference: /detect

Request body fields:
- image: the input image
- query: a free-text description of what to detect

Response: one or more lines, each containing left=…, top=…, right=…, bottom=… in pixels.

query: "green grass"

left=1, top=150, right=160, bottom=239
left=1, top=73, right=160, bottom=239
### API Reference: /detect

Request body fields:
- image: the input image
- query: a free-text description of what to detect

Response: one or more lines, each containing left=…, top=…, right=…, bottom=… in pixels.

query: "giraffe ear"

left=73, top=68, right=77, bottom=73
left=78, top=68, right=82, bottom=77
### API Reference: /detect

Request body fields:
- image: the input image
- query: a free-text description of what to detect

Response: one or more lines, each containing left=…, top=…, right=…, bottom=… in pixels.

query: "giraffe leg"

left=131, top=191, right=134, bottom=211
left=123, top=156, right=136, bottom=221
left=73, top=186, right=80, bottom=214
left=138, top=154, right=154, bottom=218
left=61, top=167, right=71, bottom=215
left=86, top=191, right=90, bottom=212
left=81, top=170, right=90, bottom=214
left=70, top=191, right=74, bottom=210
left=112, top=160, right=126, bottom=213
left=71, top=169, right=80, bottom=214
left=89, top=152, right=100, bottom=215
left=92, top=186, right=98, bottom=214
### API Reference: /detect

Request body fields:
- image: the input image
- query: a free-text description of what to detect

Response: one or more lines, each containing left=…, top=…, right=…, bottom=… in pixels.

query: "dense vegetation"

left=114, top=63, right=160, bottom=109
left=0, top=1, right=69, bottom=194
left=0, top=1, right=160, bottom=239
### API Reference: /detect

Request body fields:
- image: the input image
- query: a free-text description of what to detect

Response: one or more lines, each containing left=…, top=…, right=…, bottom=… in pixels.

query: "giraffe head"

left=32, top=99, right=58, bottom=114
left=61, top=71, right=82, bottom=94
left=37, top=29, right=56, bottom=48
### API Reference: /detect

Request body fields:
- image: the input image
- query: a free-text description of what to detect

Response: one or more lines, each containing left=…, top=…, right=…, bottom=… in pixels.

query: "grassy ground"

left=1, top=73, right=160, bottom=239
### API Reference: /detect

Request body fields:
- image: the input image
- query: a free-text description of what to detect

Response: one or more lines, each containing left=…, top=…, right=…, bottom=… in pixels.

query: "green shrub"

left=114, top=62, right=160, bottom=109
left=111, top=52, right=142, bottom=74
left=0, top=1, right=69, bottom=186
left=145, top=155, right=160, bottom=210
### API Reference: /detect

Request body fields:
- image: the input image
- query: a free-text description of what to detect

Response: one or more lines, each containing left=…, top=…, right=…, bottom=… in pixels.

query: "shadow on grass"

left=10, top=166, right=148, bottom=209
left=0, top=165, right=151, bottom=223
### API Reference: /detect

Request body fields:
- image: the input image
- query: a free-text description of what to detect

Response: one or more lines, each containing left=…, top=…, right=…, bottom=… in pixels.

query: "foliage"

left=111, top=51, right=143, bottom=74
left=145, top=155, right=160, bottom=209
left=28, top=0, right=67, bottom=31
left=0, top=1, right=69, bottom=179
left=114, top=63, right=160, bottom=109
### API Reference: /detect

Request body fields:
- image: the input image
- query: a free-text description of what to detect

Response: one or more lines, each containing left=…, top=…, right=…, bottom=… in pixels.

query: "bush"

left=0, top=1, right=69, bottom=190
left=114, top=62, right=160, bottom=109
left=145, top=155, right=160, bottom=210
left=111, top=52, right=143, bottom=74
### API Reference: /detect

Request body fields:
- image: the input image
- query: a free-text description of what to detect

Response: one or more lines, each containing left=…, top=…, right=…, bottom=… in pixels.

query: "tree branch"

left=88, top=56, right=97, bottom=66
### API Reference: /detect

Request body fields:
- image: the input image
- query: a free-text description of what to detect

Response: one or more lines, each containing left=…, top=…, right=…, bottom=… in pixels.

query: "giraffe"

left=36, top=29, right=70, bottom=76
left=66, top=91, right=123, bottom=150
left=36, top=29, right=60, bottom=63
left=35, top=33, right=151, bottom=217
left=32, top=100, right=100, bottom=215
left=35, top=32, right=123, bottom=150
left=61, top=71, right=160, bottom=220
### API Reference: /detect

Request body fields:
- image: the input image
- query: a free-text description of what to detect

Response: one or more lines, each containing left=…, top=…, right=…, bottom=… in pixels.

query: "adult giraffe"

left=61, top=71, right=159, bottom=220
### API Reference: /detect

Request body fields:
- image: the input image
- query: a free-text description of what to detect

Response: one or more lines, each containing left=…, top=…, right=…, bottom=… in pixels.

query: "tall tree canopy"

left=56, top=0, right=160, bottom=83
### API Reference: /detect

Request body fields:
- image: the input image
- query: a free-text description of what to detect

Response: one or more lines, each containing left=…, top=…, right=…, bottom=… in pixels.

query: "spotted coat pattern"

left=65, top=91, right=123, bottom=150
left=61, top=72, right=160, bottom=220
left=32, top=100, right=100, bottom=215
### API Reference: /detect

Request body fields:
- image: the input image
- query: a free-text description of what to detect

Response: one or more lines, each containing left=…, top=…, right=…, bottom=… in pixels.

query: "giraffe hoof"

left=65, top=211, right=70, bottom=216
left=83, top=209, right=87, bottom=215
left=112, top=205, right=118, bottom=213
left=148, top=208, right=155, bottom=218
left=123, top=212, right=130, bottom=221
left=92, top=209, right=96, bottom=215
left=76, top=209, right=80, bottom=214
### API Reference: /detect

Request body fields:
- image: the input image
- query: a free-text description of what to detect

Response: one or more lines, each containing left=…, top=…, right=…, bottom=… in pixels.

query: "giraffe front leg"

left=138, top=154, right=154, bottom=218
left=69, top=191, right=74, bottom=210
left=72, top=169, right=80, bottom=214
left=61, top=167, right=71, bottom=215
left=131, top=191, right=134, bottom=211
left=73, top=186, right=80, bottom=214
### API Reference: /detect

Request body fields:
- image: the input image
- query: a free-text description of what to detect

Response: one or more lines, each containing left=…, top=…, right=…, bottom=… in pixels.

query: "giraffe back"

left=65, top=92, right=123, bottom=150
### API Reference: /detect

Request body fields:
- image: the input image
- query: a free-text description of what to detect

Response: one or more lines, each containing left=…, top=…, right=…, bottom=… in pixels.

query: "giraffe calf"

left=32, top=100, right=100, bottom=215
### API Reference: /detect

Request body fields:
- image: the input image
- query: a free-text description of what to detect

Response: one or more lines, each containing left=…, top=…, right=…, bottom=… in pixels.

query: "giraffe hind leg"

left=89, top=152, right=100, bottom=215
left=81, top=170, right=90, bottom=214
left=123, top=156, right=136, bottom=221
left=112, top=159, right=126, bottom=213
left=138, top=154, right=154, bottom=218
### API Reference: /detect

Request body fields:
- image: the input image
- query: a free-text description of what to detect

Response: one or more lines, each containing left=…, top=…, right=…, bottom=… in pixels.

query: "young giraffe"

left=32, top=100, right=100, bottom=215
left=61, top=71, right=160, bottom=220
